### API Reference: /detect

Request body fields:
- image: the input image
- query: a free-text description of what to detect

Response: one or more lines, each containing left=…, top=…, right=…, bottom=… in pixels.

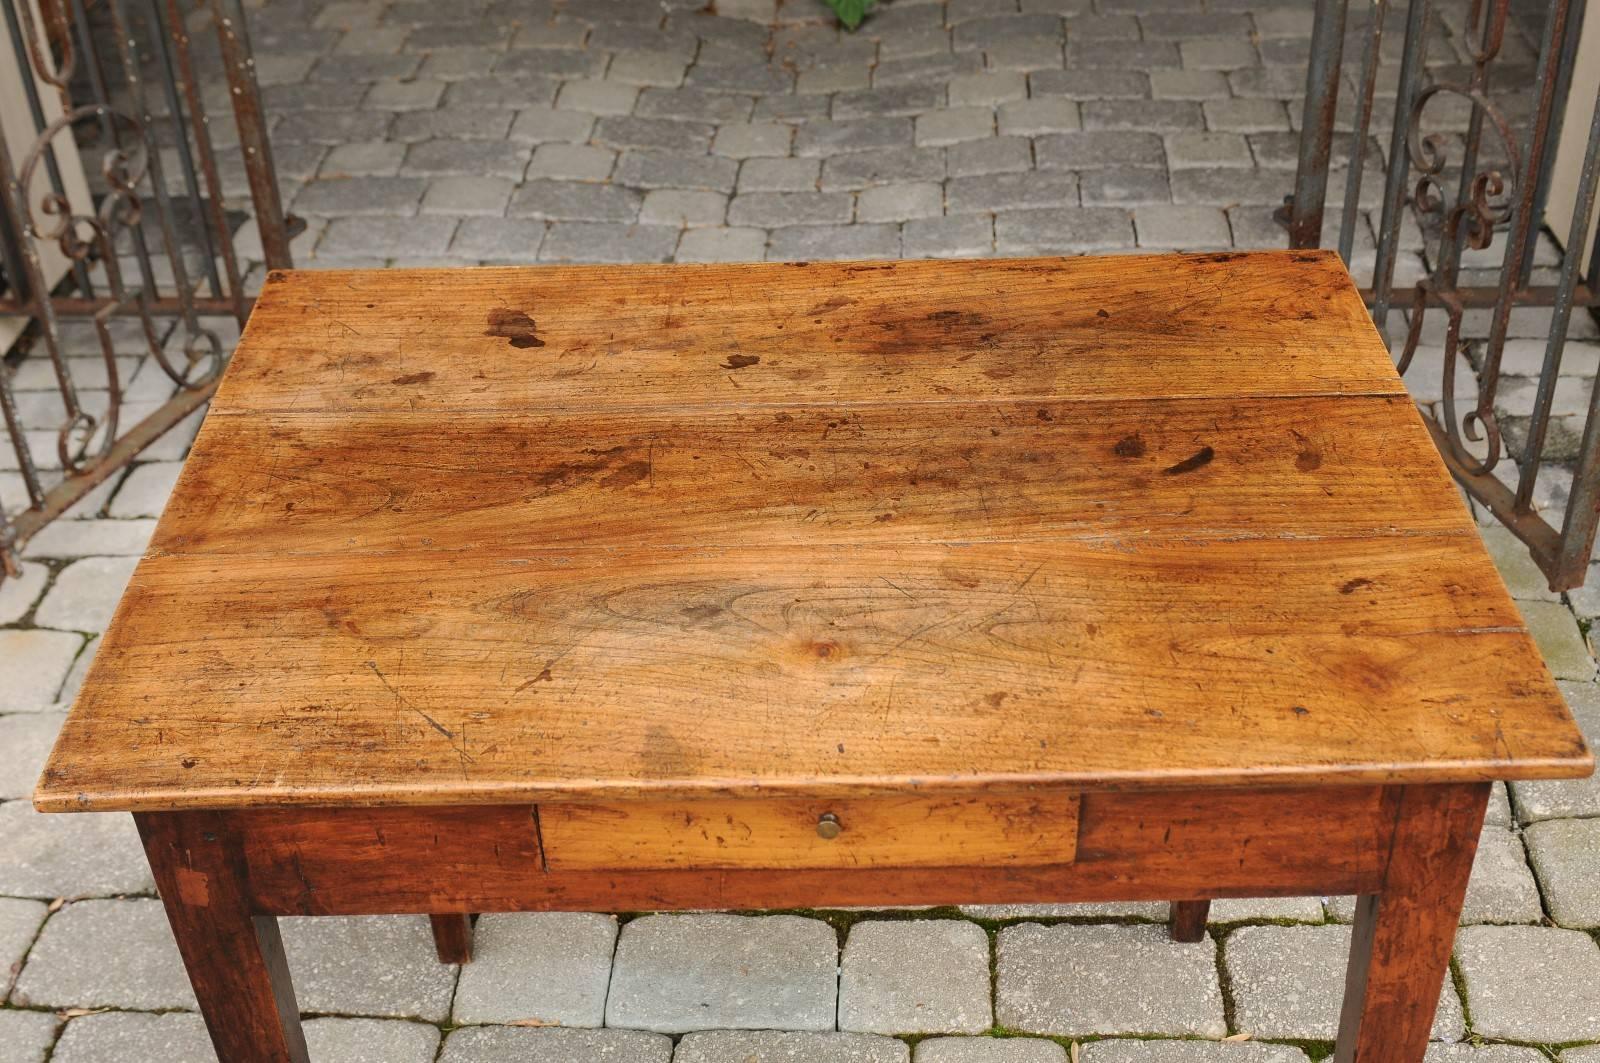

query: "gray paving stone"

left=450, top=217, right=547, bottom=262
left=609, top=50, right=689, bottom=87
left=541, top=222, right=686, bottom=263
left=436, top=1026, right=674, bottom=1063
left=715, top=122, right=795, bottom=158
left=445, top=78, right=558, bottom=110
left=24, top=518, right=159, bottom=560
left=318, top=217, right=458, bottom=259
left=33, top=550, right=137, bottom=633
left=641, top=189, right=731, bottom=226
left=983, top=39, right=1067, bottom=71
left=770, top=223, right=902, bottom=260
left=1083, top=1044, right=1310, bottom=1063
left=304, top=1017, right=442, bottom=1063
left=823, top=147, right=944, bottom=190
left=422, top=176, right=515, bottom=215
left=1423, top=1049, right=1547, bottom=1063
left=527, top=143, right=617, bottom=181
left=916, top=107, right=996, bottom=146
left=1084, top=99, right=1203, bottom=131
left=596, top=116, right=716, bottom=153
left=404, top=140, right=528, bottom=179
left=1486, top=781, right=1513, bottom=827
left=1204, top=895, right=1324, bottom=923
left=1135, top=204, right=1230, bottom=248
left=321, top=141, right=407, bottom=177
left=1170, top=168, right=1292, bottom=205
left=948, top=72, right=1028, bottom=107
left=730, top=192, right=854, bottom=227
left=902, top=215, right=994, bottom=258
left=677, top=226, right=770, bottom=262
left=606, top=913, right=838, bottom=1032
left=1166, top=131, right=1253, bottom=168
left=997, top=99, right=1080, bottom=135
left=0, top=711, right=62, bottom=801
left=1029, top=69, right=1150, bottom=98
left=740, top=157, right=823, bottom=192
left=103, top=461, right=182, bottom=520
left=1149, top=69, right=1231, bottom=99
left=615, top=151, right=740, bottom=192
left=638, top=87, right=755, bottom=124
left=839, top=919, right=991, bottom=1034
left=54, top=637, right=94, bottom=706
left=996, top=207, right=1136, bottom=253
left=995, top=923, right=1226, bottom=1037
left=1455, top=924, right=1600, bottom=1042
left=1070, top=40, right=1180, bottom=68
left=0, top=560, right=48, bottom=624
left=877, top=54, right=981, bottom=89
left=960, top=901, right=1169, bottom=919
left=1512, top=680, right=1600, bottom=821
left=0, top=896, right=47, bottom=1000
left=1455, top=826, right=1544, bottom=925
left=678, top=1032, right=909, bottom=1063
left=276, top=109, right=394, bottom=145
left=915, top=1040, right=1066, bottom=1063
left=1225, top=924, right=1462, bottom=1040
left=556, top=79, right=640, bottom=116
left=0, top=630, right=79, bottom=711
left=510, top=180, right=643, bottom=222
left=0, top=1009, right=56, bottom=1063
left=1563, top=1050, right=1600, bottom=1063
left=453, top=912, right=618, bottom=1026
left=13, top=899, right=194, bottom=1010
left=1036, top=131, right=1165, bottom=169
left=509, top=108, right=596, bottom=145
left=1525, top=817, right=1600, bottom=928
left=858, top=183, right=944, bottom=222
left=365, top=78, right=446, bottom=112
left=50, top=1012, right=214, bottom=1063
left=281, top=915, right=457, bottom=1021
left=796, top=118, right=913, bottom=157
left=1519, top=600, right=1595, bottom=679
left=947, top=172, right=1078, bottom=213
left=1081, top=166, right=1171, bottom=205
left=294, top=176, right=426, bottom=217
left=947, top=136, right=1033, bottom=177
left=833, top=85, right=946, bottom=119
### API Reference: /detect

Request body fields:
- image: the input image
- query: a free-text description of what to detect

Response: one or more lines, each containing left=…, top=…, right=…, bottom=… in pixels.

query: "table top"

left=35, top=252, right=1593, bottom=813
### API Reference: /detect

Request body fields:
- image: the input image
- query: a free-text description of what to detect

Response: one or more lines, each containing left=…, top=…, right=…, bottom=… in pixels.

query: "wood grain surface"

left=35, top=252, right=1592, bottom=812
left=537, top=792, right=1082, bottom=870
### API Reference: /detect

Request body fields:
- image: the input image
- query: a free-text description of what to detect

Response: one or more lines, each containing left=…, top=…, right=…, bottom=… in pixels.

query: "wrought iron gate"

left=0, top=0, right=291, bottom=576
left=1284, top=0, right=1600, bottom=590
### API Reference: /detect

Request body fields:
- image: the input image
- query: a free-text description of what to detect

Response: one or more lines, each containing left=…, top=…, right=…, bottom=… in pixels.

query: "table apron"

left=214, top=784, right=1401, bottom=916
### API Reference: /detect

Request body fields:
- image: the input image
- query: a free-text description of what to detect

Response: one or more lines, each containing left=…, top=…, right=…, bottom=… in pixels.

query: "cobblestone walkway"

left=4, top=0, right=1600, bottom=1059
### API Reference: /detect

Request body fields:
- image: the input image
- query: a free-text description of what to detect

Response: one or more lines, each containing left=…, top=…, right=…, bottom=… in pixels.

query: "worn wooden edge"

left=34, top=753, right=1593, bottom=814
left=220, top=783, right=1399, bottom=914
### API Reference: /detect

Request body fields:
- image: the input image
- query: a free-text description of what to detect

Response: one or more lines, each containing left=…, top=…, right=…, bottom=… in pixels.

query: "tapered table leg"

left=1334, top=783, right=1488, bottom=1063
left=137, top=811, right=309, bottom=1063
left=430, top=913, right=475, bottom=964
left=1168, top=900, right=1210, bottom=942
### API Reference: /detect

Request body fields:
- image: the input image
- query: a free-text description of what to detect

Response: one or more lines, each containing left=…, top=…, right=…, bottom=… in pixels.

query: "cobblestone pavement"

left=4, top=0, right=1600, bottom=1059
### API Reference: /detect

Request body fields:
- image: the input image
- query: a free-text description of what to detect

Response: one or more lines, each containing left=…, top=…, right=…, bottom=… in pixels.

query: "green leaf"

left=822, top=0, right=875, bottom=29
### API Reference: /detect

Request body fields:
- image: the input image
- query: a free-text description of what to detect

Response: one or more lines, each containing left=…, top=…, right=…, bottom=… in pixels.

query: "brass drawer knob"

left=816, top=812, right=843, bottom=840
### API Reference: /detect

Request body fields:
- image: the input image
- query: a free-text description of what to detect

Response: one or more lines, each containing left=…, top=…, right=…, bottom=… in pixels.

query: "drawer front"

left=537, top=792, right=1081, bottom=871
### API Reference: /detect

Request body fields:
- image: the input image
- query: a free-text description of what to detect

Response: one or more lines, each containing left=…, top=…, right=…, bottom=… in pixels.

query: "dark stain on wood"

left=1342, top=577, right=1375, bottom=594
left=1114, top=434, right=1146, bottom=458
left=1163, top=446, right=1215, bottom=475
left=485, top=309, right=544, bottom=349
left=391, top=372, right=435, bottom=386
left=722, top=354, right=760, bottom=370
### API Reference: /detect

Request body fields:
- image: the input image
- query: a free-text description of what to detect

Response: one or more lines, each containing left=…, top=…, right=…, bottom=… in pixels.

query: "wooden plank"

left=237, top=786, right=1394, bottom=915
left=1335, top=784, right=1489, bottom=1062
left=537, top=792, right=1082, bottom=870
left=148, top=396, right=1472, bottom=558
left=210, top=254, right=1404, bottom=416
left=35, top=535, right=1586, bottom=812
left=136, top=812, right=309, bottom=1062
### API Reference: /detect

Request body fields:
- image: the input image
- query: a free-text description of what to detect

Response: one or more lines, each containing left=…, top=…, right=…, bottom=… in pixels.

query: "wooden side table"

left=36, top=253, right=1593, bottom=1063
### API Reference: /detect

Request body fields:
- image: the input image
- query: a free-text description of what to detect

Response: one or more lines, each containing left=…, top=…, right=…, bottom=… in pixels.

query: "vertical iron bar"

left=207, top=0, right=291, bottom=269
left=1514, top=79, right=1600, bottom=516
left=147, top=0, right=221, bottom=298
left=1286, top=0, right=1351, bottom=249
left=1520, top=0, right=1588, bottom=284
left=1, top=0, right=92, bottom=297
left=1338, top=0, right=1388, bottom=265
left=1371, top=0, right=1437, bottom=328
left=1477, top=0, right=1575, bottom=417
